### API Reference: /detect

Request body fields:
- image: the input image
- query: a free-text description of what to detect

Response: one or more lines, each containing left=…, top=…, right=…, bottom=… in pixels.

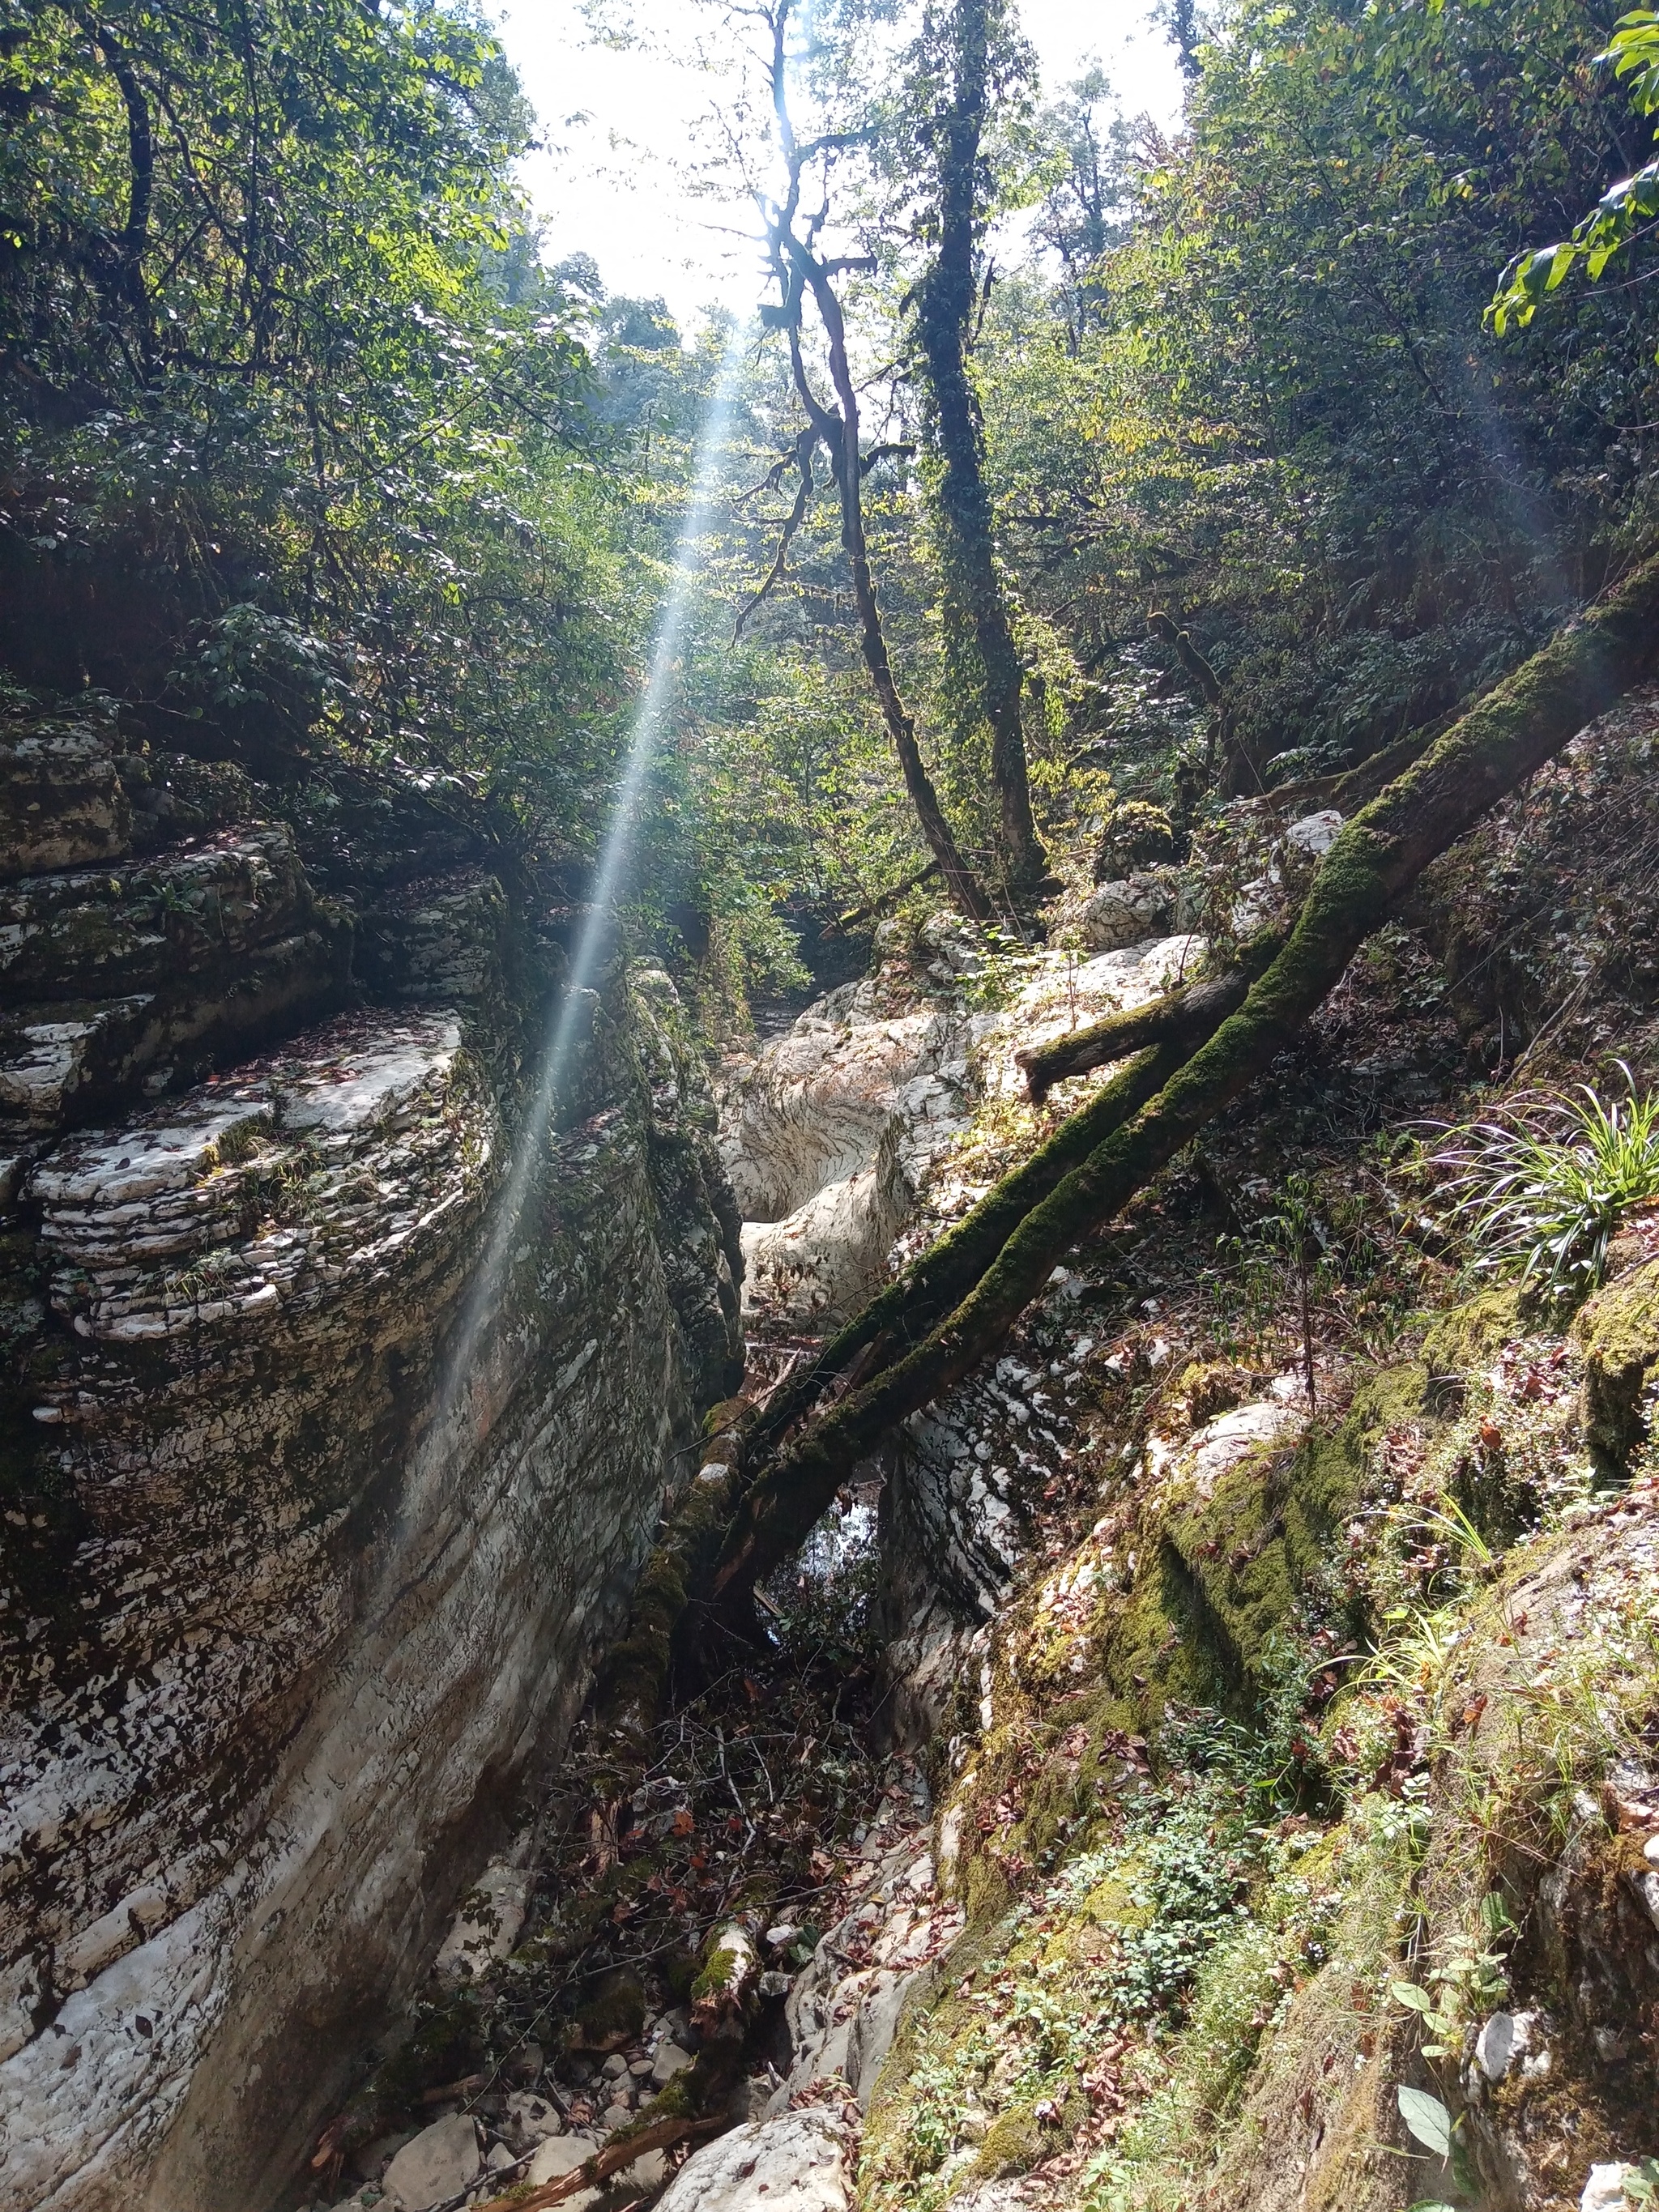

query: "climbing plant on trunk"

left=907, top=0, right=1049, bottom=891
left=740, top=0, right=992, bottom=922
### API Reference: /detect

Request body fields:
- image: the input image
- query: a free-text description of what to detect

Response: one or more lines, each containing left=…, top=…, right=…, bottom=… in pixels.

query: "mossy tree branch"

left=1014, top=931, right=1284, bottom=1104
left=705, top=553, right=1659, bottom=1615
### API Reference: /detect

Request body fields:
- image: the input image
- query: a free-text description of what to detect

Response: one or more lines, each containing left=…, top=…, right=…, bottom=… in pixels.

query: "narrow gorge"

left=5, top=1, right=1659, bottom=2208
left=0, top=715, right=741, bottom=2208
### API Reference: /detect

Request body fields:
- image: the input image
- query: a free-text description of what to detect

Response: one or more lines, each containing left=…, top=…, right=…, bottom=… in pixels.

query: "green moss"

left=970, top=2103, right=1046, bottom=2179
left=571, top=1966, right=644, bottom=2052
left=689, top=1945, right=739, bottom=2005
left=1420, top=1285, right=1524, bottom=1377
left=1098, top=1373, right=1422, bottom=1733
left=1572, top=1258, right=1659, bottom=1468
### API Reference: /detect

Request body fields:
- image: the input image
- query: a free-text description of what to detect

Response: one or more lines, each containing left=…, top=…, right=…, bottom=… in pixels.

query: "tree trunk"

left=706, top=553, right=1659, bottom=1611
left=742, top=1038, right=1191, bottom=1467
left=793, top=248, right=992, bottom=922
left=914, top=0, right=1048, bottom=890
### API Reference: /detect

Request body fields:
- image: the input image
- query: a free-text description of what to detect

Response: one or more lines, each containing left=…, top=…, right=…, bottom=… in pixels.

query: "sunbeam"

left=432, top=322, right=754, bottom=1426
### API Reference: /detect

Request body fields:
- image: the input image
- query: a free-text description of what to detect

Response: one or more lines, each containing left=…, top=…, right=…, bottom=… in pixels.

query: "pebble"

left=650, top=2041, right=693, bottom=2087
left=1582, top=2166, right=1632, bottom=2212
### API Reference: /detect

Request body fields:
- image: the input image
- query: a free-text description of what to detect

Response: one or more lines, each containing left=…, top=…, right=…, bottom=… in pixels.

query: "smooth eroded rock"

left=653, top=2111, right=855, bottom=2212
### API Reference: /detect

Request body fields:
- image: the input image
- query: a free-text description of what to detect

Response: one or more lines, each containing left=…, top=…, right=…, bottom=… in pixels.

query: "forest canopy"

left=1, top=0, right=1655, bottom=1008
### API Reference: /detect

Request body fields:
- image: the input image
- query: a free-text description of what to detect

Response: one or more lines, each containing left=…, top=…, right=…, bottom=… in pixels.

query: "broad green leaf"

left=1397, top=2085, right=1454, bottom=2156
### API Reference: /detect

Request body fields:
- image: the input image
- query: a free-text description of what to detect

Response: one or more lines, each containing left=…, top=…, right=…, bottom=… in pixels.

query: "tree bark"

left=794, top=242, right=992, bottom=921
left=913, top=0, right=1048, bottom=890
left=706, top=553, right=1659, bottom=1611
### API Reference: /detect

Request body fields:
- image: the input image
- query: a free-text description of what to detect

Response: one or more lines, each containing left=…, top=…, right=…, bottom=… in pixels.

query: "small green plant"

left=1423, top=1068, right=1659, bottom=1298
left=1392, top=1892, right=1516, bottom=2057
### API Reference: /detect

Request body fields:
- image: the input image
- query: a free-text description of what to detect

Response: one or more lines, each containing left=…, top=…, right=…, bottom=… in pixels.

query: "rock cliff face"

left=0, top=705, right=742, bottom=2212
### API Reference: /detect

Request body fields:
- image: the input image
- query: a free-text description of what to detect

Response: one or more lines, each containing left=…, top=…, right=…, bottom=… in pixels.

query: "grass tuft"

left=1422, top=1066, right=1659, bottom=1299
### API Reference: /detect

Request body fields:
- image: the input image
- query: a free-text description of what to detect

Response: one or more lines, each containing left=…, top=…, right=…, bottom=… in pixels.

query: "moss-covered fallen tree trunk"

left=705, top=552, right=1659, bottom=1616
left=1015, top=931, right=1282, bottom=1104
left=744, top=1040, right=1189, bottom=1464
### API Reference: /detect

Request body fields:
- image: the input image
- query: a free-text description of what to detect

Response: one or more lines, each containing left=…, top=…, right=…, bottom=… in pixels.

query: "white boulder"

left=380, top=2114, right=480, bottom=2211
left=654, top=2110, right=855, bottom=2212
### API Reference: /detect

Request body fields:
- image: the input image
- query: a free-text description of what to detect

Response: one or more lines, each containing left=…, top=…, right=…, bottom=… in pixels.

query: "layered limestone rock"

left=721, top=931, right=1202, bottom=1328
left=0, top=707, right=741, bottom=2212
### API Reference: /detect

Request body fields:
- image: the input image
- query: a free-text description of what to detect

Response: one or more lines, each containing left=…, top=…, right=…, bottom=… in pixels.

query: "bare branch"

left=734, top=424, right=821, bottom=638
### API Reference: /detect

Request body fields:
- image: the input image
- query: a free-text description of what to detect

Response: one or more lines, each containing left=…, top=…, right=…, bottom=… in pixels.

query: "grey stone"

left=524, top=2135, right=599, bottom=2186
left=1283, top=808, right=1343, bottom=858
left=1074, top=872, right=1173, bottom=952
left=650, top=2039, right=694, bottom=2087
left=846, top=1962, right=940, bottom=2110
left=1473, top=2010, right=1519, bottom=2082
left=0, top=940, right=740, bottom=2212
left=381, top=2115, right=481, bottom=2210
left=653, top=2112, right=855, bottom=2212
left=0, top=709, right=130, bottom=882
left=501, top=2090, right=564, bottom=2145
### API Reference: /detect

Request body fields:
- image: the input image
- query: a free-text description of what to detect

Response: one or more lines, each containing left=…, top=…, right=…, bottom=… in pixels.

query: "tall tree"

left=744, top=0, right=992, bottom=921
left=907, top=0, right=1049, bottom=892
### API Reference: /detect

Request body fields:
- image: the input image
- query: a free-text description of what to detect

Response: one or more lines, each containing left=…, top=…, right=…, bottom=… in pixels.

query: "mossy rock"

left=1102, top=1370, right=1424, bottom=1729
left=1572, top=1256, right=1659, bottom=1470
left=1094, top=799, right=1176, bottom=880
left=1420, top=1285, right=1524, bottom=1379
left=970, top=2102, right=1047, bottom=2180
left=1177, top=1360, right=1256, bottom=1427
left=571, top=1966, right=645, bottom=2052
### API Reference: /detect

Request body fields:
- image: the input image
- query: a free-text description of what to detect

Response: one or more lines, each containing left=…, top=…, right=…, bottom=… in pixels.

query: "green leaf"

left=1397, top=2084, right=1454, bottom=2157
left=1391, top=1980, right=1435, bottom=2013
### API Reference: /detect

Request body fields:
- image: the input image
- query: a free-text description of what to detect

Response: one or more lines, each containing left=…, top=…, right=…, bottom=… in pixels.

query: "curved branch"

left=1015, top=934, right=1282, bottom=1103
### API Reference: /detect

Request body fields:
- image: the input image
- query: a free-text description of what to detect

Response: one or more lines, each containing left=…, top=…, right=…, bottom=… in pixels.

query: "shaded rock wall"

left=0, top=705, right=742, bottom=2211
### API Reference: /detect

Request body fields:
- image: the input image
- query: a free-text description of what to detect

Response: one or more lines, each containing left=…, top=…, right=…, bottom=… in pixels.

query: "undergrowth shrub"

left=1422, top=1068, right=1659, bottom=1300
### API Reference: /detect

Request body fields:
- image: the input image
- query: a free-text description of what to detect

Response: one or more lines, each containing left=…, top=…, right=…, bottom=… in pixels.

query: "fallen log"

left=1015, top=932, right=1282, bottom=1104
left=742, top=1040, right=1188, bottom=1465
left=468, top=2112, right=727, bottom=2212
left=704, top=553, right=1659, bottom=1613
